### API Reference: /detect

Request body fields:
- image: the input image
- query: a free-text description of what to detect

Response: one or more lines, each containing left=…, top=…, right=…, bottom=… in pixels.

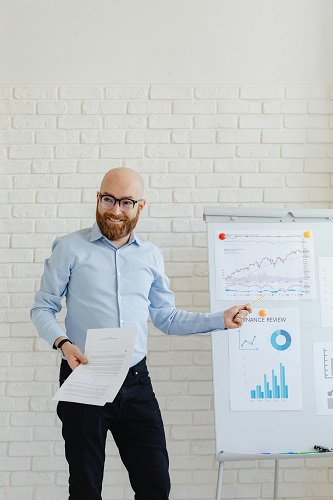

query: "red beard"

left=96, top=208, right=140, bottom=241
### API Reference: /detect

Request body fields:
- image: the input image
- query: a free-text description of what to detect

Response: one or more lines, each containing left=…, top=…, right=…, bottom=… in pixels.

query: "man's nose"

left=110, top=202, right=122, bottom=215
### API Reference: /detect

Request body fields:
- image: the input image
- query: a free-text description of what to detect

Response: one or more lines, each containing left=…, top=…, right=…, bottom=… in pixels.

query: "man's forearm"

left=30, top=308, right=66, bottom=349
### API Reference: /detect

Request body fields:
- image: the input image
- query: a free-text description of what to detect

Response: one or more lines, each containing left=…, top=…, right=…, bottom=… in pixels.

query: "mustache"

left=103, top=214, right=125, bottom=222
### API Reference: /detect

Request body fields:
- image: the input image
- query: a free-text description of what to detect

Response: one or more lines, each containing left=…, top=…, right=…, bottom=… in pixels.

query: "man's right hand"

left=224, top=304, right=252, bottom=329
left=61, top=342, right=88, bottom=370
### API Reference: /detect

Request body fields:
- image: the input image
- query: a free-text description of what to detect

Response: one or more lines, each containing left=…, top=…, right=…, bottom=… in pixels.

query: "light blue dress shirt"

left=30, top=223, right=225, bottom=366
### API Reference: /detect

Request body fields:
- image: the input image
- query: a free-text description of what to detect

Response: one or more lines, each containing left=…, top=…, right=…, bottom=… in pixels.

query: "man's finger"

left=76, top=353, right=88, bottom=364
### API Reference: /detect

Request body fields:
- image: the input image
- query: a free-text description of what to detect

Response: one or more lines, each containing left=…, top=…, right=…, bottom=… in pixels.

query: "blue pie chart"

left=270, top=330, right=292, bottom=351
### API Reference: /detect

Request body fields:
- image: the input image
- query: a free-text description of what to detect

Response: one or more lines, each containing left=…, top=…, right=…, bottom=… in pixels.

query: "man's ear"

left=138, top=199, right=146, bottom=213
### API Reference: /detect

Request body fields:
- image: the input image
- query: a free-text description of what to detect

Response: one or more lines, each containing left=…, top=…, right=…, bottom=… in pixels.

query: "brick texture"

left=1, top=84, right=333, bottom=500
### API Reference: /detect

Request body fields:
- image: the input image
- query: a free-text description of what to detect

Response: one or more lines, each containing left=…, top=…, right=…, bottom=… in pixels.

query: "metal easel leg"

left=215, top=461, right=224, bottom=500
left=273, top=459, right=279, bottom=500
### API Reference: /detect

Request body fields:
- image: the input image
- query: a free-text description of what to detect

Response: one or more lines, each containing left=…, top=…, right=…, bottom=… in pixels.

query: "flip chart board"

left=204, top=208, right=333, bottom=455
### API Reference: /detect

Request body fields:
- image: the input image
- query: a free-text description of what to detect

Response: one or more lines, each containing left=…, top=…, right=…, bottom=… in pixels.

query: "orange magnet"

left=304, top=231, right=312, bottom=238
left=259, top=309, right=267, bottom=317
left=219, top=233, right=226, bottom=240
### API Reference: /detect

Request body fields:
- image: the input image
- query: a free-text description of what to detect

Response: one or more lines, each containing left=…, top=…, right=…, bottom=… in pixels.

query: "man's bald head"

left=99, top=167, right=144, bottom=199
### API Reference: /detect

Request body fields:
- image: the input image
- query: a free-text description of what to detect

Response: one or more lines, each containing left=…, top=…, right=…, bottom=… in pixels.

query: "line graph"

left=215, top=230, right=315, bottom=300
left=226, top=250, right=303, bottom=281
left=238, top=331, right=258, bottom=350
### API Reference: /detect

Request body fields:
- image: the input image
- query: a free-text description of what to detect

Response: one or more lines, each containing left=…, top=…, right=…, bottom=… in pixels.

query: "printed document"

left=53, top=327, right=138, bottom=406
left=318, top=257, right=333, bottom=327
left=229, top=308, right=302, bottom=411
left=214, top=229, right=315, bottom=301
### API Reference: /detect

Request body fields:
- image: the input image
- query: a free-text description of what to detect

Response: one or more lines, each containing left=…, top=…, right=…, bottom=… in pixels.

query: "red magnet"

left=219, top=233, right=226, bottom=240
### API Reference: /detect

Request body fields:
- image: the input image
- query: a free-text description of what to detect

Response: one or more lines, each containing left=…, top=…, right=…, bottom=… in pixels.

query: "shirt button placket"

left=116, top=250, right=124, bottom=327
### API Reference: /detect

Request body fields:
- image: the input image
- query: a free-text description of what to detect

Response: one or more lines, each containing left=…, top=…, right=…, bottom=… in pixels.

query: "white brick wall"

left=1, top=84, right=333, bottom=500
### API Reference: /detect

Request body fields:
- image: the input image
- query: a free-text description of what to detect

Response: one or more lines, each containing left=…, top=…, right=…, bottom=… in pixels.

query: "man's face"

left=96, top=201, right=140, bottom=242
left=95, top=172, right=145, bottom=242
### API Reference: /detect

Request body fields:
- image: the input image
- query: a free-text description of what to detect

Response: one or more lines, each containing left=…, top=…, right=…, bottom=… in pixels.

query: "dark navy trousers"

left=57, top=358, right=170, bottom=500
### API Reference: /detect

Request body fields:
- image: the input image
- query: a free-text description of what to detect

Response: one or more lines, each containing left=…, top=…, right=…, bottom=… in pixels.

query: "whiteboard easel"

left=204, top=208, right=333, bottom=500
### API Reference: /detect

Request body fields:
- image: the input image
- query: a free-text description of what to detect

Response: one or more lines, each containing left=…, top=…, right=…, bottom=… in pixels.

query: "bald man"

left=31, top=167, right=251, bottom=500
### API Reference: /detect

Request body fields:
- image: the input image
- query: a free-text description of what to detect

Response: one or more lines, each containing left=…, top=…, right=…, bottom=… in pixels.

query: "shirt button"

left=121, top=320, right=124, bottom=324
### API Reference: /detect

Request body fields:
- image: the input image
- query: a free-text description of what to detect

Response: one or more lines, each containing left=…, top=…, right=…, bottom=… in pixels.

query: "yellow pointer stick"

left=249, top=294, right=268, bottom=307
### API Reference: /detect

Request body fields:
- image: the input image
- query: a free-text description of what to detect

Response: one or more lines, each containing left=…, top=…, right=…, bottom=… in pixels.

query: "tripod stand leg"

left=216, top=461, right=224, bottom=500
left=273, top=459, right=279, bottom=500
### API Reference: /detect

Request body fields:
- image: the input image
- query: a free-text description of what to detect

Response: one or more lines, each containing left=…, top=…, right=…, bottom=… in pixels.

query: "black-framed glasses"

left=99, top=194, right=143, bottom=212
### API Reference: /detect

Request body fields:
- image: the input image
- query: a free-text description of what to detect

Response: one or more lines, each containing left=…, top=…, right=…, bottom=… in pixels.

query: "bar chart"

left=250, top=363, right=289, bottom=399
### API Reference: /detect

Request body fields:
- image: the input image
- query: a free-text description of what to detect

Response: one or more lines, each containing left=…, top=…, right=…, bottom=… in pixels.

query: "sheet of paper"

left=229, top=308, right=302, bottom=411
left=214, top=229, right=315, bottom=301
left=53, top=327, right=138, bottom=406
left=318, top=257, right=333, bottom=327
left=313, top=342, right=333, bottom=415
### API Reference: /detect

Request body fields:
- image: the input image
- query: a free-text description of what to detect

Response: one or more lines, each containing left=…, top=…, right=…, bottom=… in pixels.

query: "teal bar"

left=264, top=374, right=271, bottom=398
left=272, top=370, right=278, bottom=398
left=265, top=377, right=272, bottom=399
left=280, top=363, right=285, bottom=397
left=280, top=363, right=288, bottom=398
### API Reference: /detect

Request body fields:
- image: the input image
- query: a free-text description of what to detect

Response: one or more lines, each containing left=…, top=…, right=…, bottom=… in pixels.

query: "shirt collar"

left=89, top=222, right=143, bottom=247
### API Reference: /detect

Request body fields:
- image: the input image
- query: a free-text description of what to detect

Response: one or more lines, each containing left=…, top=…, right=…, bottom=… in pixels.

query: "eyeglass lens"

left=100, top=195, right=134, bottom=212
